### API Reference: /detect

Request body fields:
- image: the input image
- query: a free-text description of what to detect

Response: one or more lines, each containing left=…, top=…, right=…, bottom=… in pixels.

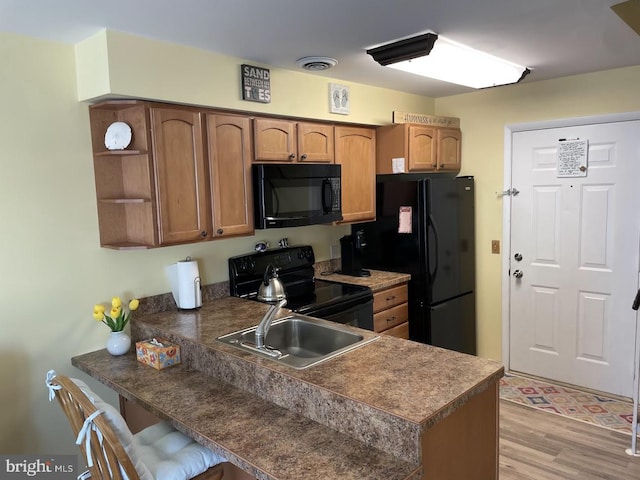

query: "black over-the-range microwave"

left=253, top=163, right=342, bottom=229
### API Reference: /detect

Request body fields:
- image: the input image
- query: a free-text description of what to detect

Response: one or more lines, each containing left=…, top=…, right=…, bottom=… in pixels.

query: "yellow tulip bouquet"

left=93, top=296, right=139, bottom=332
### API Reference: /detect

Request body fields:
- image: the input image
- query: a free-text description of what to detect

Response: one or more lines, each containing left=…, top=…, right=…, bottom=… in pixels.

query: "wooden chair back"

left=49, top=374, right=140, bottom=480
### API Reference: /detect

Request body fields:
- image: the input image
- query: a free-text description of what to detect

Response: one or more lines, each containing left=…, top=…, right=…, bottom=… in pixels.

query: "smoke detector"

left=296, top=56, right=338, bottom=71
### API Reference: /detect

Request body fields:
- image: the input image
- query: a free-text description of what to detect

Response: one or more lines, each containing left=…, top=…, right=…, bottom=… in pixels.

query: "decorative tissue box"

left=135, top=338, right=181, bottom=370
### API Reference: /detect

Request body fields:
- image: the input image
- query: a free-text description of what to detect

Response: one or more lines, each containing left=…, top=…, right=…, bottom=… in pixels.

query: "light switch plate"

left=491, top=240, right=500, bottom=254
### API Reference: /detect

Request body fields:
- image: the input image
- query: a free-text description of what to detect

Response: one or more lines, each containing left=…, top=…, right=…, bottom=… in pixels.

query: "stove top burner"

left=228, top=245, right=373, bottom=316
left=242, top=279, right=370, bottom=311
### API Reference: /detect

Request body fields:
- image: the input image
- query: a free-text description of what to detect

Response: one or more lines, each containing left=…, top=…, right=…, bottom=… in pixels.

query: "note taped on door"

left=399, top=206, right=412, bottom=233
left=557, top=138, right=588, bottom=177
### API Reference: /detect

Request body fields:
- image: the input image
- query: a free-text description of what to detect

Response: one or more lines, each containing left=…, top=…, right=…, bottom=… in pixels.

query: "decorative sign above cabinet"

left=392, top=111, right=460, bottom=128
left=241, top=64, right=271, bottom=103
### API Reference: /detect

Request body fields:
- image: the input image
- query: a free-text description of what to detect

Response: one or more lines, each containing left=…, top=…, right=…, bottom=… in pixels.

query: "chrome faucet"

left=255, top=299, right=287, bottom=349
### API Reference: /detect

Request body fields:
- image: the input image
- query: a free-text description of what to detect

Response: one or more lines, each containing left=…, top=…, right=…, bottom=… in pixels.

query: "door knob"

left=514, top=253, right=523, bottom=261
left=513, top=269, right=524, bottom=279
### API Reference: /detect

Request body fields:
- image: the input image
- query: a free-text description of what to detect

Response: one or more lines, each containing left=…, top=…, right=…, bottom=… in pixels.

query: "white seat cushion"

left=71, top=378, right=225, bottom=480
left=136, top=422, right=226, bottom=480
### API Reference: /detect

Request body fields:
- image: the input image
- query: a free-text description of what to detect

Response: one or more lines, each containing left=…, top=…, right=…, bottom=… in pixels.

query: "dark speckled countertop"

left=318, top=269, right=411, bottom=292
left=73, top=296, right=502, bottom=480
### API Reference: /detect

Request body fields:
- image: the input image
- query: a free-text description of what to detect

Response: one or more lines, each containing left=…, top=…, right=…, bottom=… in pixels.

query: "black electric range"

left=228, top=246, right=374, bottom=329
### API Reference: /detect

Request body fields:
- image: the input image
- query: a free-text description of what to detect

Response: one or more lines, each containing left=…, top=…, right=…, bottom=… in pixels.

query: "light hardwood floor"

left=500, top=400, right=640, bottom=479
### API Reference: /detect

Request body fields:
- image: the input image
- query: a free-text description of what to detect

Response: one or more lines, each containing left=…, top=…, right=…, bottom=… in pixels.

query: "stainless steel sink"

left=217, top=315, right=379, bottom=369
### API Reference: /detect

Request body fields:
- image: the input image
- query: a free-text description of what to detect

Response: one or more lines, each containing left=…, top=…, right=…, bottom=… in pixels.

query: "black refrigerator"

left=354, top=174, right=476, bottom=355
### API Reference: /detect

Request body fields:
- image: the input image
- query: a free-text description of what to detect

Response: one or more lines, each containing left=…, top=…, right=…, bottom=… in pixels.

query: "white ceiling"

left=2, top=0, right=639, bottom=97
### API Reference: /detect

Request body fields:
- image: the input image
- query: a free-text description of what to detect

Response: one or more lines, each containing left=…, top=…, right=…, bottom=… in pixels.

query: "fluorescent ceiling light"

left=367, top=33, right=530, bottom=89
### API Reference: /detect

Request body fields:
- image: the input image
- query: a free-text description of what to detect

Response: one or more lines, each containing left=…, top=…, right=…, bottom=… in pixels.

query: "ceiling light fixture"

left=367, top=33, right=530, bottom=89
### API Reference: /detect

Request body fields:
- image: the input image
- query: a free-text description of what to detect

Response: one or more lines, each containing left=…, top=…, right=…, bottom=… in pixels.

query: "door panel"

left=359, top=178, right=422, bottom=279
left=509, top=120, right=640, bottom=396
left=334, top=126, right=376, bottom=223
left=151, top=108, right=208, bottom=244
left=430, top=293, right=476, bottom=355
left=206, top=114, right=254, bottom=238
left=427, top=177, right=475, bottom=303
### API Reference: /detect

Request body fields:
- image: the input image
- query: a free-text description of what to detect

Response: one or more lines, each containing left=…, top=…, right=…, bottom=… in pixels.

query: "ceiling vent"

left=296, top=56, right=338, bottom=71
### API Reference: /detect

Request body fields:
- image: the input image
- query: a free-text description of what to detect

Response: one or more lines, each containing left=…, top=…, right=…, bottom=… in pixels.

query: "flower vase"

left=106, top=331, right=131, bottom=356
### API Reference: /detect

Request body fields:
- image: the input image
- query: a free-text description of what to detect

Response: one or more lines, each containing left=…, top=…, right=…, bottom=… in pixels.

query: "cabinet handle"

left=386, top=295, right=396, bottom=301
left=216, top=228, right=224, bottom=235
left=432, top=163, right=437, bottom=168
left=300, top=154, right=307, bottom=161
left=386, top=316, right=396, bottom=322
left=200, top=231, right=207, bottom=238
left=289, top=153, right=296, bottom=160
left=439, top=163, right=444, bottom=168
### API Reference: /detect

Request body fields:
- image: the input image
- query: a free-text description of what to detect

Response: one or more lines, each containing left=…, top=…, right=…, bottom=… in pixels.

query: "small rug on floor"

left=499, top=372, right=638, bottom=436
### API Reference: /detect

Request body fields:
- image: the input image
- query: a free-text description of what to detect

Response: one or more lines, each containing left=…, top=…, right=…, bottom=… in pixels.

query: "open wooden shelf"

left=98, top=198, right=150, bottom=204
left=94, top=149, right=147, bottom=157
left=101, top=242, right=153, bottom=250
left=90, top=101, right=158, bottom=249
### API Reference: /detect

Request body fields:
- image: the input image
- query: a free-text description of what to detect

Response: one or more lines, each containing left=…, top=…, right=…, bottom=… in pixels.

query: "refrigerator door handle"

left=430, top=302, right=447, bottom=311
left=428, top=213, right=440, bottom=283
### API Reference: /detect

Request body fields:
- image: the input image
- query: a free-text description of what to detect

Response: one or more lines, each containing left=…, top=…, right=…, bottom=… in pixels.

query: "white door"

left=509, top=120, right=640, bottom=397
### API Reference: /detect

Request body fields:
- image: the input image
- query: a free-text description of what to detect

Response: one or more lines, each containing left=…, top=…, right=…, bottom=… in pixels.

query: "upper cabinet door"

left=253, top=118, right=297, bottom=162
left=335, top=126, right=376, bottom=224
left=151, top=107, right=209, bottom=245
left=206, top=114, right=254, bottom=238
left=408, top=125, right=437, bottom=171
left=297, top=122, right=334, bottom=163
left=376, top=123, right=461, bottom=174
left=436, top=128, right=462, bottom=172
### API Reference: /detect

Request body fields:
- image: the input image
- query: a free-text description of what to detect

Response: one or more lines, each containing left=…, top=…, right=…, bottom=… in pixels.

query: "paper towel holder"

left=166, top=256, right=203, bottom=310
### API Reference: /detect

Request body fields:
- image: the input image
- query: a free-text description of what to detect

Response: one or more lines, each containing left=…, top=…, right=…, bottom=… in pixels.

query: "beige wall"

left=435, top=65, right=640, bottom=360
left=76, top=30, right=435, bottom=125
left=0, top=30, right=434, bottom=455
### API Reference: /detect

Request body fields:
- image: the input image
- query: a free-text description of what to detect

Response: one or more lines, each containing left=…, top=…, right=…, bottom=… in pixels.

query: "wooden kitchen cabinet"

left=334, top=126, right=376, bottom=223
left=253, top=118, right=334, bottom=163
left=206, top=114, right=254, bottom=238
left=297, top=122, right=334, bottom=162
left=151, top=106, right=209, bottom=245
left=376, top=123, right=461, bottom=174
left=90, top=100, right=256, bottom=249
left=89, top=100, right=158, bottom=249
left=373, top=283, right=409, bottom=339
left=436, top=127, right=462, bottom=171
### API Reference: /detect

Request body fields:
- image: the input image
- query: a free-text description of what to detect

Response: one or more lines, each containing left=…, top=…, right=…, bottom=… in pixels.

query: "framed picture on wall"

left=329, top=83, right=350, bottom=115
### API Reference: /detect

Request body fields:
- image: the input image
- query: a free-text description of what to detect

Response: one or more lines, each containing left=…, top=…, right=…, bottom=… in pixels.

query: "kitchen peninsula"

left=72, top=296, right=503, bottom=480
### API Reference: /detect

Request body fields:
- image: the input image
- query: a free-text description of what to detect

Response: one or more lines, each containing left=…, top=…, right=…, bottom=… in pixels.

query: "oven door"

left=303, top=298, right=374, bottom=330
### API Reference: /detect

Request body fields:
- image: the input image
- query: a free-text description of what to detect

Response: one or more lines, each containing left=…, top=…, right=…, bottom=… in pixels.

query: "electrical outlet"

left=491, top=240, right=500, bottom=254
left=330, top=244, right=340, bottom=259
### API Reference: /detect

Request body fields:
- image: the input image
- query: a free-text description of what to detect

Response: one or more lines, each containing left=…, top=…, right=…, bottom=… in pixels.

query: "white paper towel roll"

left=165, top=258, right=202, bottom=309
